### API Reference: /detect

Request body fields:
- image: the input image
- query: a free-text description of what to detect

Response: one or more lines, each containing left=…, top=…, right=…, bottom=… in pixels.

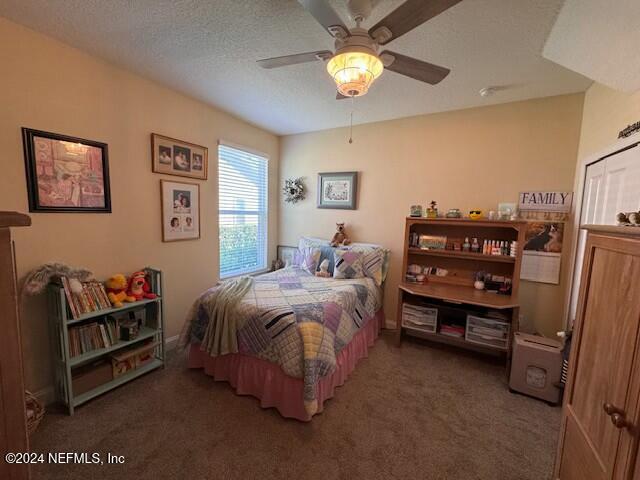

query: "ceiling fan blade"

left=382, top=50, right=450, bottom=84
left=369, top=0, right=463, bottom=45
left=298, top=0, right=349, bottom=37
left=257, top=50, right=333, bottom=69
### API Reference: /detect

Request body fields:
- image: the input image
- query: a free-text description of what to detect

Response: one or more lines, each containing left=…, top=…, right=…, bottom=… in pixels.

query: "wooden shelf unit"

left=397, top=217, right=526, bottom=357
left=48, top=267, right=165, bottom=415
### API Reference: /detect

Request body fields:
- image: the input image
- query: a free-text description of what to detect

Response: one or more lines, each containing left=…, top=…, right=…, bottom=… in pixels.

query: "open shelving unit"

left=397, top=217, right=526, bottom=359
left=48, top=267, right=165, bottom=415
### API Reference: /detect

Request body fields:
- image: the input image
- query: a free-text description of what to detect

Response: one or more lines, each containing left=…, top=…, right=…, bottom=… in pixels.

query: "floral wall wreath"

left=283, top=177, right=305, bottom=204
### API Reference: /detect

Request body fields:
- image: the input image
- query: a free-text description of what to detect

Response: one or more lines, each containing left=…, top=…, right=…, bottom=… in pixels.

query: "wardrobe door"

left=556, top=233, right=640, bottom=480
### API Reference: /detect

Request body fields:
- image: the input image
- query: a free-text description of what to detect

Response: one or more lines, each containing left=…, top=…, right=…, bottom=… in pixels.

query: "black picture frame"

left=22, top=128, right=111, bottom=213
left=317, top=171, right=358, bottom=210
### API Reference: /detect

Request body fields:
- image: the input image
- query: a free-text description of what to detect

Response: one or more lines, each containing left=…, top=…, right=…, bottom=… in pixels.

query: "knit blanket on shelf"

left=181, top=266, right=382, bottom=415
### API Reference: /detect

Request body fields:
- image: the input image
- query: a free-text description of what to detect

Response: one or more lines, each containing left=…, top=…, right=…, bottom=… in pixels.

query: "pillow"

left=333, top=249, right=365, bottom=279
left=347, top=245, right=389, bottom=286
left=298, top=237, right=336, bottom=274
left=294, top=247, right=321, bottom=275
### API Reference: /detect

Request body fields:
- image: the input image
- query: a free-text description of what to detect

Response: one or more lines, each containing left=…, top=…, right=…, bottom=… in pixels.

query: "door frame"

left=563, top=133, right=640, bottom=329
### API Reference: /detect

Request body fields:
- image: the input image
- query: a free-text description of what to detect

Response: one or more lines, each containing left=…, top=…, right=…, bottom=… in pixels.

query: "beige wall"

left=578, top=82, right=640, bottom=159
left=279, top=94, right=584, bottom=337
left=0, top=18, right=279, bottom=393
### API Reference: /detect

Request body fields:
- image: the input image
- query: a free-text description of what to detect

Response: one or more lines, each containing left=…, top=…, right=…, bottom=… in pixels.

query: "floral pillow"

left=294, top=247, right=321, bottom=275
left=333, top=249, right=365, bottom=279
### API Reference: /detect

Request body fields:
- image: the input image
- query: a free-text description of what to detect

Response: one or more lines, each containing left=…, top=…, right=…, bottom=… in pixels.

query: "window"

left=218, top=143, right=268, bottom=278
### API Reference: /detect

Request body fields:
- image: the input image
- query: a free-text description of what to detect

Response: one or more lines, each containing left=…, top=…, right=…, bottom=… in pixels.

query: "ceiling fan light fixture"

left=326, top=49, right=383, bottom=97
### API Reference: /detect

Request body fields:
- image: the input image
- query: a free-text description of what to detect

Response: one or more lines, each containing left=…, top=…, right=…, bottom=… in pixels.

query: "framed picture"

left=22, top=128, right=111, bottom=213
left=317, top=171, right=358, bottom=209
left=160, top=180, right=200, bottom=242
left=151, top=133, right=208, bottom=180
left=277, top=245, right=298, bottom=267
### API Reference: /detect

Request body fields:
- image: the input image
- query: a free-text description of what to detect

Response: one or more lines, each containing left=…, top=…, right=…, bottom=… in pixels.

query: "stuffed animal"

left=105, top=274, right=136, bottom=308
left=126, top=271, right=157, bottom=301
left=315, top=259, right=331, bottom=278
left=617, top=212, right=629, bottom=225
left=330, top=222, right=352, bottom=247
left=617, top=211, right=640, bottom=226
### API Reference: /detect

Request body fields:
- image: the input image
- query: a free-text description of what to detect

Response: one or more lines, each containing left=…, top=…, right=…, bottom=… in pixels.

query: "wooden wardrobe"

left=555, top=225, right=640, bottom=479
left=0, top=212, right=31, bottom=480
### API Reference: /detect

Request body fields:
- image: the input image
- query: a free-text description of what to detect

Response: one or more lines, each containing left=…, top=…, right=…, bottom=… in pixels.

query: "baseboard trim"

left=165, top=334, right=180, bottom=351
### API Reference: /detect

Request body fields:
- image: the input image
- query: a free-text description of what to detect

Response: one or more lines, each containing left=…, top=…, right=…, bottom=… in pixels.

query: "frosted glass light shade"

left=326, top=51, right=384, bottom=97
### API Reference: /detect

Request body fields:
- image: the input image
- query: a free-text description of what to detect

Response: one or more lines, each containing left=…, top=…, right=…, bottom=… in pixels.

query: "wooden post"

left=0, top=211, right=31, bottom=480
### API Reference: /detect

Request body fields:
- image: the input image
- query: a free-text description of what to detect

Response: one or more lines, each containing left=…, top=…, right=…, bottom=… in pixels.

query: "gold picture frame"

left=151, top=133, right=208, bottom=180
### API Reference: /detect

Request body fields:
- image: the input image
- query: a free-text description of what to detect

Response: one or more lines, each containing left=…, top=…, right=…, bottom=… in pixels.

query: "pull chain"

left=349, top=95, right=354, bottom=144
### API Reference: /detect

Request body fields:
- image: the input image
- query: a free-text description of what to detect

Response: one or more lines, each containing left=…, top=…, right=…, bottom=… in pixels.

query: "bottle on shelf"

left=462, top=237, right=470, bottom=252
left=471, top=237, right=480, bottom=253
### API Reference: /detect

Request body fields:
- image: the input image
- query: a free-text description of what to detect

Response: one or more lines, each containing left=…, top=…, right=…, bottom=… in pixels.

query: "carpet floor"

left=31, top=332, right=560, bottom=480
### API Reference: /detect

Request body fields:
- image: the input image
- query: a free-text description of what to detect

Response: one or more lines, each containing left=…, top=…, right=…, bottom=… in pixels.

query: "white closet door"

left=569, top=144, right=640, bottom=324
left=600, top=147, right=640, bottom=220
left=570, top=161, right=605, bottom=323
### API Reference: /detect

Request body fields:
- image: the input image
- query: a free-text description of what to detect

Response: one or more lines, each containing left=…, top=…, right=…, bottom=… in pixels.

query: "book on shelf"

left=68, top=317, right=121, bottom=358
left=60, top=277, right=113, bottom=320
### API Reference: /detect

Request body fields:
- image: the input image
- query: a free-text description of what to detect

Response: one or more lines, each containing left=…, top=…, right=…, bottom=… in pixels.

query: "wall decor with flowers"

left=283, top=177, right=305, bottom=204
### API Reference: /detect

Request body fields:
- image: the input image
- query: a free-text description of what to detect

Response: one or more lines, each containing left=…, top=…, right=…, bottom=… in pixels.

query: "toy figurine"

left=469, top=209, right=484, bottom=220
left=426, top=200, right=438, bottom=219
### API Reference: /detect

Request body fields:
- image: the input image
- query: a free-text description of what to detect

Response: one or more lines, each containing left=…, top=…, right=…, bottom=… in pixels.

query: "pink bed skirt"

left=188, top=309, right=384, bottom=421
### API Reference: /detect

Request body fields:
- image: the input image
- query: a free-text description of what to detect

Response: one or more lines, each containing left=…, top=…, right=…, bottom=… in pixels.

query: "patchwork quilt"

left=185, top=266, right=382, bottom=415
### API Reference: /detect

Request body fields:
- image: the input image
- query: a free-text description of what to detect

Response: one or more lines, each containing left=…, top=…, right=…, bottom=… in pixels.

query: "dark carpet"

left=31, top=332, right=560, bottom=480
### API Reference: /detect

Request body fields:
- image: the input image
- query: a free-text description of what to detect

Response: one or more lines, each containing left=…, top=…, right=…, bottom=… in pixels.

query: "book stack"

left=68, top=317, right=120, bottom=358
left=60, top=277, right=112, bottom=319
left=439, top=324, right=465, bottom=338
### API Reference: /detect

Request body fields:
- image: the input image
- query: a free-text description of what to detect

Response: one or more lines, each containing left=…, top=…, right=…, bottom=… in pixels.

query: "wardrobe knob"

left=603, top=404, right=631, bottom=429
left=610, top=413, right=630, bottom=429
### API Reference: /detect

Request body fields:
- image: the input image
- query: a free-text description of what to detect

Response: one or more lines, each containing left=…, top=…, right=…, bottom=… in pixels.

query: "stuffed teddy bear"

left=126, top=271, right=157, bottom=301
left=330, top=222, right=352, bottom=247
left=315, top=259, right=331, bottom=278
left=105, top=273, right=137, bottom=308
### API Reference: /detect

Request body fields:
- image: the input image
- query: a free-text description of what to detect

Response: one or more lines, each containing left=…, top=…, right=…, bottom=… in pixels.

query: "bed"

left=183, top=241, right=387, bottom=421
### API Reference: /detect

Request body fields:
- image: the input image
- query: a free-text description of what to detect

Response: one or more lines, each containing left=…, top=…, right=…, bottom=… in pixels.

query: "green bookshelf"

left=48, top=267, right=165, bottom=415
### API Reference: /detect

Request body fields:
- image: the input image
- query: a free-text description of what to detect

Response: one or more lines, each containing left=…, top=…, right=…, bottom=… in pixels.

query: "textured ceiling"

left=0, top=0, right=592, bottom=135
left=543, top=0, right=640, bottom=93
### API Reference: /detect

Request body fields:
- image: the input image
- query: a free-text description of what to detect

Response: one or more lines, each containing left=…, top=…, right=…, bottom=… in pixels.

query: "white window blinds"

left=218, top=143, right=269, bottom=279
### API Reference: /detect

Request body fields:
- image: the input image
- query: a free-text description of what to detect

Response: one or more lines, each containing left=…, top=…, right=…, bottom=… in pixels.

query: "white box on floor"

left=509, top=332, right=563, bottom=404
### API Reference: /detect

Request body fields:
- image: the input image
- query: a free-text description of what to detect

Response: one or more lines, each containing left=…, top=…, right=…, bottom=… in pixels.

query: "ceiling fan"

left=257, top=0, right=462, bottom=99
